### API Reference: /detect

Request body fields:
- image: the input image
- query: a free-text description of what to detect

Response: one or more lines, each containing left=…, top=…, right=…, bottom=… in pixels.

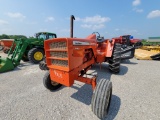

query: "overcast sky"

left=0, top=0, right=160, bottom=39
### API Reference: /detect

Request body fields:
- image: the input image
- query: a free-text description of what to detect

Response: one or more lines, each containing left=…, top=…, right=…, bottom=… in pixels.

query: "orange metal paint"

left=44, top=34, right=115, bottom=90
left=77, top=76, right=97, bottom=90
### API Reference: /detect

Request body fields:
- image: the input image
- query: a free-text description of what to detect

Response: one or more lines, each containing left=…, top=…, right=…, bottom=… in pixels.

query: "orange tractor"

left=41, top=15, right=135, bottom=119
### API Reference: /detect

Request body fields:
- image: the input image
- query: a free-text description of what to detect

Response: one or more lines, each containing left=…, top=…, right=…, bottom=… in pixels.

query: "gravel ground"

left=0, top=51, right=160, bottom=120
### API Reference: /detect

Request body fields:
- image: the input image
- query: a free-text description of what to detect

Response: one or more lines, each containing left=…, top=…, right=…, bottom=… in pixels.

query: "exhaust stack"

left=70, top=15, right=75, bottom=38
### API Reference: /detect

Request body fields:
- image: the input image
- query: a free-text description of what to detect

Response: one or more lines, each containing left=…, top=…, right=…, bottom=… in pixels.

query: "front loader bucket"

left=0, top=57, right=14, bottom=73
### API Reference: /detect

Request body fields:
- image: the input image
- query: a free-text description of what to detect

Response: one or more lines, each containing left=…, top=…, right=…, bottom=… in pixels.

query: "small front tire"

left=91, top=79, right=112, bottom=119
left=43, top=71, right=62, bottom=91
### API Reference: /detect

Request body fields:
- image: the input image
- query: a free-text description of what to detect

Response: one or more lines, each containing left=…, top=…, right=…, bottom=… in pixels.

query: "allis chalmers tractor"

left=41, top=15, right=136, bottom=119
left=0, top=32, right=57, bottom=73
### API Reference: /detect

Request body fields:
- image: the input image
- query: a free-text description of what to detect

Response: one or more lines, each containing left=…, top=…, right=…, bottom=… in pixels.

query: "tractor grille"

left=50, top=51, right=68, bottom=58
left=51, top=59, right=68, bottom=67
left=50, top=41, right=67, bottom=49
left=49, top=41, right=68, bottom=67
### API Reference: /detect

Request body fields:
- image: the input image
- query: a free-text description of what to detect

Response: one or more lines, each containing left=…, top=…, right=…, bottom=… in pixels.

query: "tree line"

left=0, top=34, right=34, bottom=39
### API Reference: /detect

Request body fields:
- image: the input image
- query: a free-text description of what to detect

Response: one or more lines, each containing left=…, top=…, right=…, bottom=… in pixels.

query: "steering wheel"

left=92, top=32, right=105, bottom=42
left=92, top=32, right=100, bottom=38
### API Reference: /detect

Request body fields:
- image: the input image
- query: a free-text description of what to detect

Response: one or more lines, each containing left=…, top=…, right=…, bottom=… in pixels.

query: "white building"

left=148, top=37, right=160, bottom=42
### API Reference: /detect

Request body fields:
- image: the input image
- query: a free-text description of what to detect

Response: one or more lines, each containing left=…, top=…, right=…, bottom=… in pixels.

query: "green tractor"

left=0, top=32, right=57, bottom=73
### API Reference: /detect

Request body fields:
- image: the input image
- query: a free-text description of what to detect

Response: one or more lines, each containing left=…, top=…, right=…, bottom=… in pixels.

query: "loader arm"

left=0, top=39, right=31, bottom=72
left=9, top=39, right=30, bottom=66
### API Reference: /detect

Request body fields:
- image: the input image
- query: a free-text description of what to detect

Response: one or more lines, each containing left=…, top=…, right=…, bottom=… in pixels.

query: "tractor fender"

left=105, top=39, right=116, bottom=57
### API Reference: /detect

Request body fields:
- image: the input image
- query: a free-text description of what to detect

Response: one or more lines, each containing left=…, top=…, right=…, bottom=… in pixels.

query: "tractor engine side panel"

left=69, top=38, right=97, bottom=70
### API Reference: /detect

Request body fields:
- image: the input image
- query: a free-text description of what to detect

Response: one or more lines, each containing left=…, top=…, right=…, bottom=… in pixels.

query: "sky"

left=0, top=0, right=160, bottom=39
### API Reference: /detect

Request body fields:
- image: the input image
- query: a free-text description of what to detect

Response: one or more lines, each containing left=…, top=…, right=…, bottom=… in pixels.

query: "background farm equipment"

left=112, top=35, right=142, bottom=60
left=113, top=35, right=142, bottom=48
left=113, top=35, right=142, bottom=47
left=0, top=39, right=15, bottom=53
left=134, top=38, right=160, bottom=60
left=135, top=46, right=160, bottom=60
left=0, top=32, right=57, bottom=73
left=41, top=15, right=135, bottom=119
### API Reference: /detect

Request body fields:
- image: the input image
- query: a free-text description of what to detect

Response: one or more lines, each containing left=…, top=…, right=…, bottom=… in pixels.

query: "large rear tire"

left=43, top=71, right=62, bottom=91
left=28, top=48, right=44, bottom=64
left=108, top=43, right=121, bottom=73
left=91, top=79, right=112, bottom=119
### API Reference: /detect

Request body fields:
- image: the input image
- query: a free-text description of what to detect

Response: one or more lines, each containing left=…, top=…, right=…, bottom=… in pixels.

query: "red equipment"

left=113, top=35, right=142, bottom=48
left=0, top=39, right=15, bottom=53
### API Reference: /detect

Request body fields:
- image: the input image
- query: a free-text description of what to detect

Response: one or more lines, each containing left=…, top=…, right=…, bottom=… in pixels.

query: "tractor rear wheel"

left=108, top=43, right=121, bottom=73
left=43, top=71, right=62, bottom=91
left=28, top=48, right=44, bottom=64
left=91, top=79, right=112, bottom=119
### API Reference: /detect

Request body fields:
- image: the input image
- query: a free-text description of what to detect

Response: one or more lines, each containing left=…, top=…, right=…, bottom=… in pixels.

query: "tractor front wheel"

left=91, top=79, right=112, bottom=119
left=43, top=71, right=62, bottom=91
left=28, top=48, right=44, bottom=64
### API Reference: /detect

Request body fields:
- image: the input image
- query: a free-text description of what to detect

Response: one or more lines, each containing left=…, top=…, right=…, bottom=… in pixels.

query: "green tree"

left=9, top=35, right=27, bottom=39
left=0, top=34, right=28, bottom=39
left=0, top=34, right=10, bottom=39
